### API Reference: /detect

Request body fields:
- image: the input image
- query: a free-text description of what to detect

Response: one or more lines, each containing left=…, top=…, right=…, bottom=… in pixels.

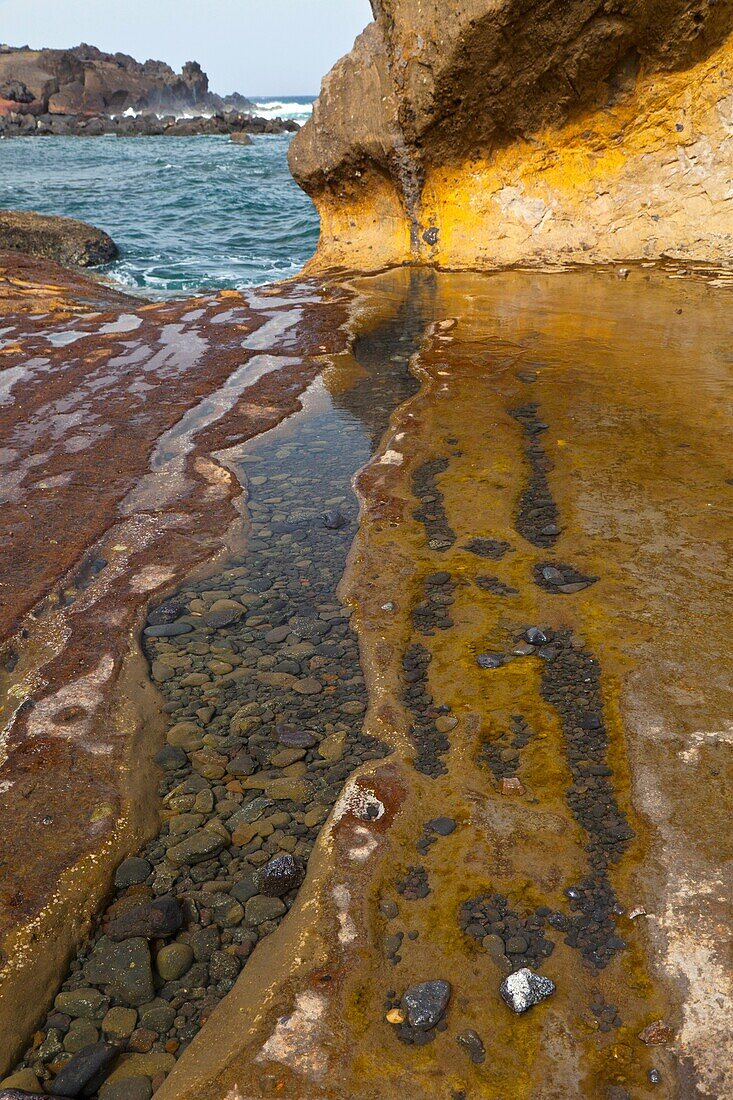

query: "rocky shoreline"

left=0, top=252, right=730, bottom=1098
left=0, top=110, right=298, bottom=139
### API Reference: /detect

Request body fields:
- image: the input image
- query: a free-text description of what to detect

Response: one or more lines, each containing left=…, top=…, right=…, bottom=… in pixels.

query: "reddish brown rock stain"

left=0, top=252, right=353, bottom=1071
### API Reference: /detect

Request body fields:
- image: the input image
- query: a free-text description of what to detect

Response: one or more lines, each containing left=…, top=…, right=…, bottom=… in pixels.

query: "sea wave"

left=0, top=133, right=319, bottom=297
left=253, top=100, right=314, bottom=121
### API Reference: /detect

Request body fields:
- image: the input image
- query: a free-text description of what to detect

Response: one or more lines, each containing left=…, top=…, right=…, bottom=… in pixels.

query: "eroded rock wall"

left=289, top=0, right=733, bottom=269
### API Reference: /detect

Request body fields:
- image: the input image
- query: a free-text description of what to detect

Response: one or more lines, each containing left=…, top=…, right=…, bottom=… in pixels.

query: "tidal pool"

left=6, top=264, right=731, bottom=1100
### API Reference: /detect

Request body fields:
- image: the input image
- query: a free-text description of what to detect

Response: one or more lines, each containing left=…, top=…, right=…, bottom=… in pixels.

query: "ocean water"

left=251, top=96, right=314, bottom=123
left=0, top=98, right=319, bottom=297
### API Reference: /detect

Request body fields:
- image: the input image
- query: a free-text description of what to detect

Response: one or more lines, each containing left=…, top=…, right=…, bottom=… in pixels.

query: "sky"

left=0, top=0, right=372, bottom=96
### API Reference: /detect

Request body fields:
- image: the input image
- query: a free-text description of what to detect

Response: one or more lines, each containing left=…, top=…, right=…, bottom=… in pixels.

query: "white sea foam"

left=254, top=99, right=314, bottom=121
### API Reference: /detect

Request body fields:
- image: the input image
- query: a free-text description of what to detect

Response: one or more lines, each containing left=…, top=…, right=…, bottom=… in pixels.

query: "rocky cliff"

left=289, top=0, right=733, bottom=270
left=0, top=43, right=253, bottom=117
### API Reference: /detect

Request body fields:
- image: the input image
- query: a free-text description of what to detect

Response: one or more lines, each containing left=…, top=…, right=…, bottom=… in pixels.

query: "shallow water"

left=0, top=134, right=318, bottom=295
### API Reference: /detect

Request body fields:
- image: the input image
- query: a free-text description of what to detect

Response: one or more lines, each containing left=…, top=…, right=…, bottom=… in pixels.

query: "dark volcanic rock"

left=84, top=938, right=154, bottom=1006
left=0, top=210, right=118, bottom=268
left=49, top=1041, right=119, bottom=1097
left=401, top=980, right=451, bottom=1030
left=256, top=854, right=304, bottom=897
left=499, top=967, right=556, bottom=1013
left=104, top=895, right=182, bottom=941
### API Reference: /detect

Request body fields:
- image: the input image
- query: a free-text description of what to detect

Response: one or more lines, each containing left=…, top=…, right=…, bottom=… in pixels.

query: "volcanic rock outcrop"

left=289, top=0, right=733, bottom=269
left=0, top=210, right=118, bottom=267
left=0, top=43, right=253, bottom=117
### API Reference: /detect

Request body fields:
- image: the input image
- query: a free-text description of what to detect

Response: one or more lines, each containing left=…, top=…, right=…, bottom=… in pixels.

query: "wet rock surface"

left=0, top=210, right=118, bottom=267
left=8, top=269, right=426, bottom=1094
left=4, top=267, right=732, bottom=1099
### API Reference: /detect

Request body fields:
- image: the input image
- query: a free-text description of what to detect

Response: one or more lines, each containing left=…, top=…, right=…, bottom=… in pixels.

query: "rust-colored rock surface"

left=0, top=252, right=351, bottom=1072
left=289, top=0, right=733, bottom=270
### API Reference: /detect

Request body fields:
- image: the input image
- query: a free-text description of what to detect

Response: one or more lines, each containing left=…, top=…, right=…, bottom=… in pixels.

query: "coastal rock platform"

left=0, top=256, right=730, bottom=1099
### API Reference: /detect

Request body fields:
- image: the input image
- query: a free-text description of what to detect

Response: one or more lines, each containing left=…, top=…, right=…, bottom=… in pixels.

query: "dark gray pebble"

left=401, top=980, right=451, bottom=1030
left=50, top=1041, right=120, bottom=1098
left=257, top=853, right=304, bottom=897
left=477, top=653, right=504, bottom=669
left=143, top=622, right=193, bottom=638
left=457, top=1028, right=486, bottom=1064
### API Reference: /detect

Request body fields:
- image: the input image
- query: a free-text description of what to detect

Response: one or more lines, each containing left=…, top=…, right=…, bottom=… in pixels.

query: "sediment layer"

left=289, top=1, right=733, bottom=270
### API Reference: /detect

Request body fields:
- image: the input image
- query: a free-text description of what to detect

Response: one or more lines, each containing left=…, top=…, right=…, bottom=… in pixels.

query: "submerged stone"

left=477, top=652, right=504, bottom=669
left=50, top=1041, right=120, bottom=1097
left=84, top=938, right=154, bottom=1007
left=146, top=602, right=184, bottom=626
left=457, top=1028, right=486, bottom=1064
left=401, top=980, right=452, bottom=1031
left=499, top=968, right=556, bottom=1013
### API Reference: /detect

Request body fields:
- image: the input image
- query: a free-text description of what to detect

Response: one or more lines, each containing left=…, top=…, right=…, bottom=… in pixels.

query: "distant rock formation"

left=0, top=109, right=298, bottom=139
left=0, top=42, right=254, bottom=117
left=0, top=210, right=118, bottom=267
left=289, top=0, right=733, bottom=270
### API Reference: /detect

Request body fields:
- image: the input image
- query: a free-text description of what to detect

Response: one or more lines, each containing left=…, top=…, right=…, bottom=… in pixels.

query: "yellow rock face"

left=422, top=41, right=733, bottom=269
left=290, top=2, right=733, bottom=271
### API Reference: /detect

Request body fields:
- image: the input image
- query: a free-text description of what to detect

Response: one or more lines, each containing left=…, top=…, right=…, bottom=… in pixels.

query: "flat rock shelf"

left=1, top=263, right=731, bottom=1100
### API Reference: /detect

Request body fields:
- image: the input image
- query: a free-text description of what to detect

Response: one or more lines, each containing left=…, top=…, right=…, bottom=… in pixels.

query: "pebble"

left=276, top=726, right=317, bottom=749
left=104, top=895, right=182, bottom=941
left=401, top=980, right=452, bottom=1030
left=54, top=988, right=106, bottom=1019
left=155, top=942, right=194, bottom=981
left=0, top=1072, right=44, bottom=1094
left=84, top=938, right=154, bottom=1007
left=166, top=831, right=224, bottom=866
left=101, top=1007, right=138, bottom=1039
left=638, top=1020, right=674, bottom=1045
left=499, top=968, right=556, bottom=1013
left=143, top=622, right=193, bottom=638
left=146, top=602, right=184, bottom=627
left=457, top=1028, right=486, bottom=1064
left=245, top=895, right=287, bottom=925
left=99, top=1078, right=153, bottom=1100
left=203, top=608, right=242, bottom=628
left=113, top=857, right=152, bottom=889
left=51, top=1041, right=120, bottom=1098
left=477, top=653, right=504, bottom=669
left=257, top=853, right=304, bottom=897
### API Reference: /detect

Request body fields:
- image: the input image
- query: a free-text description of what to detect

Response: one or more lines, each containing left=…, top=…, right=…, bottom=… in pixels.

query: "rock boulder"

left=0, top=210, right=118, bottom=267
left=289, top=0, right=733, bottom=270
